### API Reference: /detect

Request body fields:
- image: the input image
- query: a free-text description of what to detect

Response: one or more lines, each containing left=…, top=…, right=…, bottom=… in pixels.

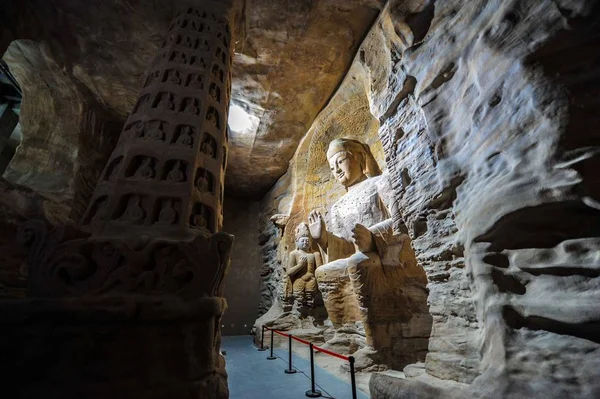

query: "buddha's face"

left=329, top=151, right=364, bottom=187
left=297, top=236, right=311, bottom=251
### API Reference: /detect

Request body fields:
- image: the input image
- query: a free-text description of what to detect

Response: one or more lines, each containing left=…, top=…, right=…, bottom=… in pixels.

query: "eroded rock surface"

left=257, top=0, right=600, bottom=397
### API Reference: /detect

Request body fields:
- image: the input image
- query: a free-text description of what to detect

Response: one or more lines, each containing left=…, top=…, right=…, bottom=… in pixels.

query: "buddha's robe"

left=316, top=173, right=424, bottom=344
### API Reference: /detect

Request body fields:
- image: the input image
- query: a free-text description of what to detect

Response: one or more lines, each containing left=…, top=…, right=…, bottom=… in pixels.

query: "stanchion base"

left=284, top=368, right=297, bottom=374
left=257, top=347, right=268, bottom=352
left=305, top=390, right=322, bottom=398
left=267, top=356, right=277, bottom=360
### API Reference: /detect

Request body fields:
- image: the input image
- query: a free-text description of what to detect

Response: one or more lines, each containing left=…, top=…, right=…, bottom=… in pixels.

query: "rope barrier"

left=313, top=345, right=349, bottom=361
left=259, top=325, right=358, bottom=399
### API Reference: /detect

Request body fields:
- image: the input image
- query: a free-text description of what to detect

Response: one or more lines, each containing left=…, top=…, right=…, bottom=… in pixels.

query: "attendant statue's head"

left=295, top=222, right=312, bottom=251
left=326, top=138, right=381, bottom=188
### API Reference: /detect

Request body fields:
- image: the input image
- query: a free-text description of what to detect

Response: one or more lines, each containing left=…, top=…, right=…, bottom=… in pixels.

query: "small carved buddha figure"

left=191, top=208, right=208, bottom=230
left=157, top=93, right=174, bottom=111
left=206, top=108, right=220, bottom=129
left=211, top=65, right=220, bottom=79
left=184, top=98, right=199, bottom=115
left=200, top=135, right=215, bottom=157
left=166, top=161, right=185, bottom=182
left=173, top=51, right=186, bottom=64
left=209, top=84, right=220, bottom=102
left=188, top=75, right=203, bottom=89
left=191, top=56, right=206, bottom=69
left=120, top=196, right=145, bottom=224
left=134, top=157, right=155, bottom=180
left=284, top=223, right=322, bottom=310
left=168, top=70, right=181, bottom=85
left=195, top=173, right=209, bottom=193
left=145, top=123, right=165, bottom=141
left=158, top=199, right=178, bottom=224
left=176, top=126, right=194, bottom=147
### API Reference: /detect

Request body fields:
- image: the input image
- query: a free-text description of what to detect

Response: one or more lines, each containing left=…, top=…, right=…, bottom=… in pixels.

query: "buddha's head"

left=326, top=138, right=380, bottom=188
left=295, top=222, right=312, bottom=251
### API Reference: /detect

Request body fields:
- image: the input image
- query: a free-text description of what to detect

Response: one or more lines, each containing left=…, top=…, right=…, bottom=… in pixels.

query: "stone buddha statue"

left=309, top=138, right=428, bottom=355
left=283, top=222, right=322, bottom=311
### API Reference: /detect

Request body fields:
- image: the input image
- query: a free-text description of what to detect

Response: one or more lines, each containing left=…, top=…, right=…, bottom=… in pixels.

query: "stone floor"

left=222, top=335, right=369, bottom=399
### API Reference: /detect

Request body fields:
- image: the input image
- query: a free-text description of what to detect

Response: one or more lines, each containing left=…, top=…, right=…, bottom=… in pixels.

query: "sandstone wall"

left=258, top=0, right=600, bottom=396
left=221, top=197, right=262, bottom=336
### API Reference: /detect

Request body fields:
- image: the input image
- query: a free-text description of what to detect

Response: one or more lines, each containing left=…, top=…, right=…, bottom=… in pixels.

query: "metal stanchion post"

left=305, top=343, right=322, bottom=398
left=349, top=356, right=357, bottom=399
left=284, top=334, right=297, bottom=374
left=267, top=328, right=277, bottom=360
left=258, top=325, right=268, bottom=351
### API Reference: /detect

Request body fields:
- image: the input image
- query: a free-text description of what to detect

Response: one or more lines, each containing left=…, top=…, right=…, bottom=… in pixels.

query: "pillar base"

left=0, top=296, right=228, bottom=399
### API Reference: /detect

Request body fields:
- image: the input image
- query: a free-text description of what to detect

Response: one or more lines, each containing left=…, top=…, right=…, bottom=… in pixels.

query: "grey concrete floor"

left=222, top=335, right=369, bottom=399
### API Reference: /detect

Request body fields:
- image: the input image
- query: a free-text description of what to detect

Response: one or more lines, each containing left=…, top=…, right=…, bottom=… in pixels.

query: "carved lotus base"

left=0, top=296, right=228, bottom=399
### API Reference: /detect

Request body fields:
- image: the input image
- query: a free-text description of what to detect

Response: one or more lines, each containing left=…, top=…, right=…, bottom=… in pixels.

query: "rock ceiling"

left=0, top=0, right=384, bottom=199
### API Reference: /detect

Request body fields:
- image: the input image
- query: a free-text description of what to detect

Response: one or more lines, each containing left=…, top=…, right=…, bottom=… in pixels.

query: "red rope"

left=262, top=326, right=349, bottom=361
left=291, top=335, right=310, bottom=345
left=313, top=345, right=349, bottom=361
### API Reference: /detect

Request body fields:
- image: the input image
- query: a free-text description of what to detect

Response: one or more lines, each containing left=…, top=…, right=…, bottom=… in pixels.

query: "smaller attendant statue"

left=283, top=223, right=322, bottom=311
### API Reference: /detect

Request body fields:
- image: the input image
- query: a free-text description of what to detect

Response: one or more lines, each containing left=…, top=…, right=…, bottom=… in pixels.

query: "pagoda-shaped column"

left=81, top=5, right=232, bottom=239
left=4, top=3, right=237, bottom=399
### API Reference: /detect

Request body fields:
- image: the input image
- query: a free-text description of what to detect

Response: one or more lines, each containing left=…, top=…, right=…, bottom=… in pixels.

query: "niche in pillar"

left=141, top=121, right=168, bottom=142
left=186, top=73, right=204, bottom=89
left=125, top=155, right=157, bottom=180
left=179, top=97, right=201, bottom=115
left=211, top=65, right=224, bottom=83
left=209, top=83, right=221, bottom=103
left=162, top=160, right=188, bottom=183
left=153, top=92, right=176, bottom=111
left=195, top=167, right=215, bottom=195
left=200, top=133, right=217, bottom=159
left=172, top=125, right=196, bottom=148
left=206, top=106, right=221, bottom=130
left=189, top=202, right=214, bottom=233
left=115, top=194, right=148, bottom=225
left=163, top=69, right=182, bottom=85
left=152, top=197, right=182, bottom=225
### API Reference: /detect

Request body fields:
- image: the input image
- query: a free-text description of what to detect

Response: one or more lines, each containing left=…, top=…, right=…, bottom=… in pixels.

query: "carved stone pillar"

left=81, top=5, right=232, bottom=237
left=2, top=4, right=236, bottom=399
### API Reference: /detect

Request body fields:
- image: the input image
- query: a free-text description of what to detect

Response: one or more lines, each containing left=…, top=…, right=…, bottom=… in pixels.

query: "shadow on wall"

left=222, top=196, right=262, bottom=336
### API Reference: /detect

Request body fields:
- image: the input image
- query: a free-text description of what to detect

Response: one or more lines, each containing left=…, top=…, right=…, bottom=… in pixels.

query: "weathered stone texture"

left=258, top=0, right=600, bottom=397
